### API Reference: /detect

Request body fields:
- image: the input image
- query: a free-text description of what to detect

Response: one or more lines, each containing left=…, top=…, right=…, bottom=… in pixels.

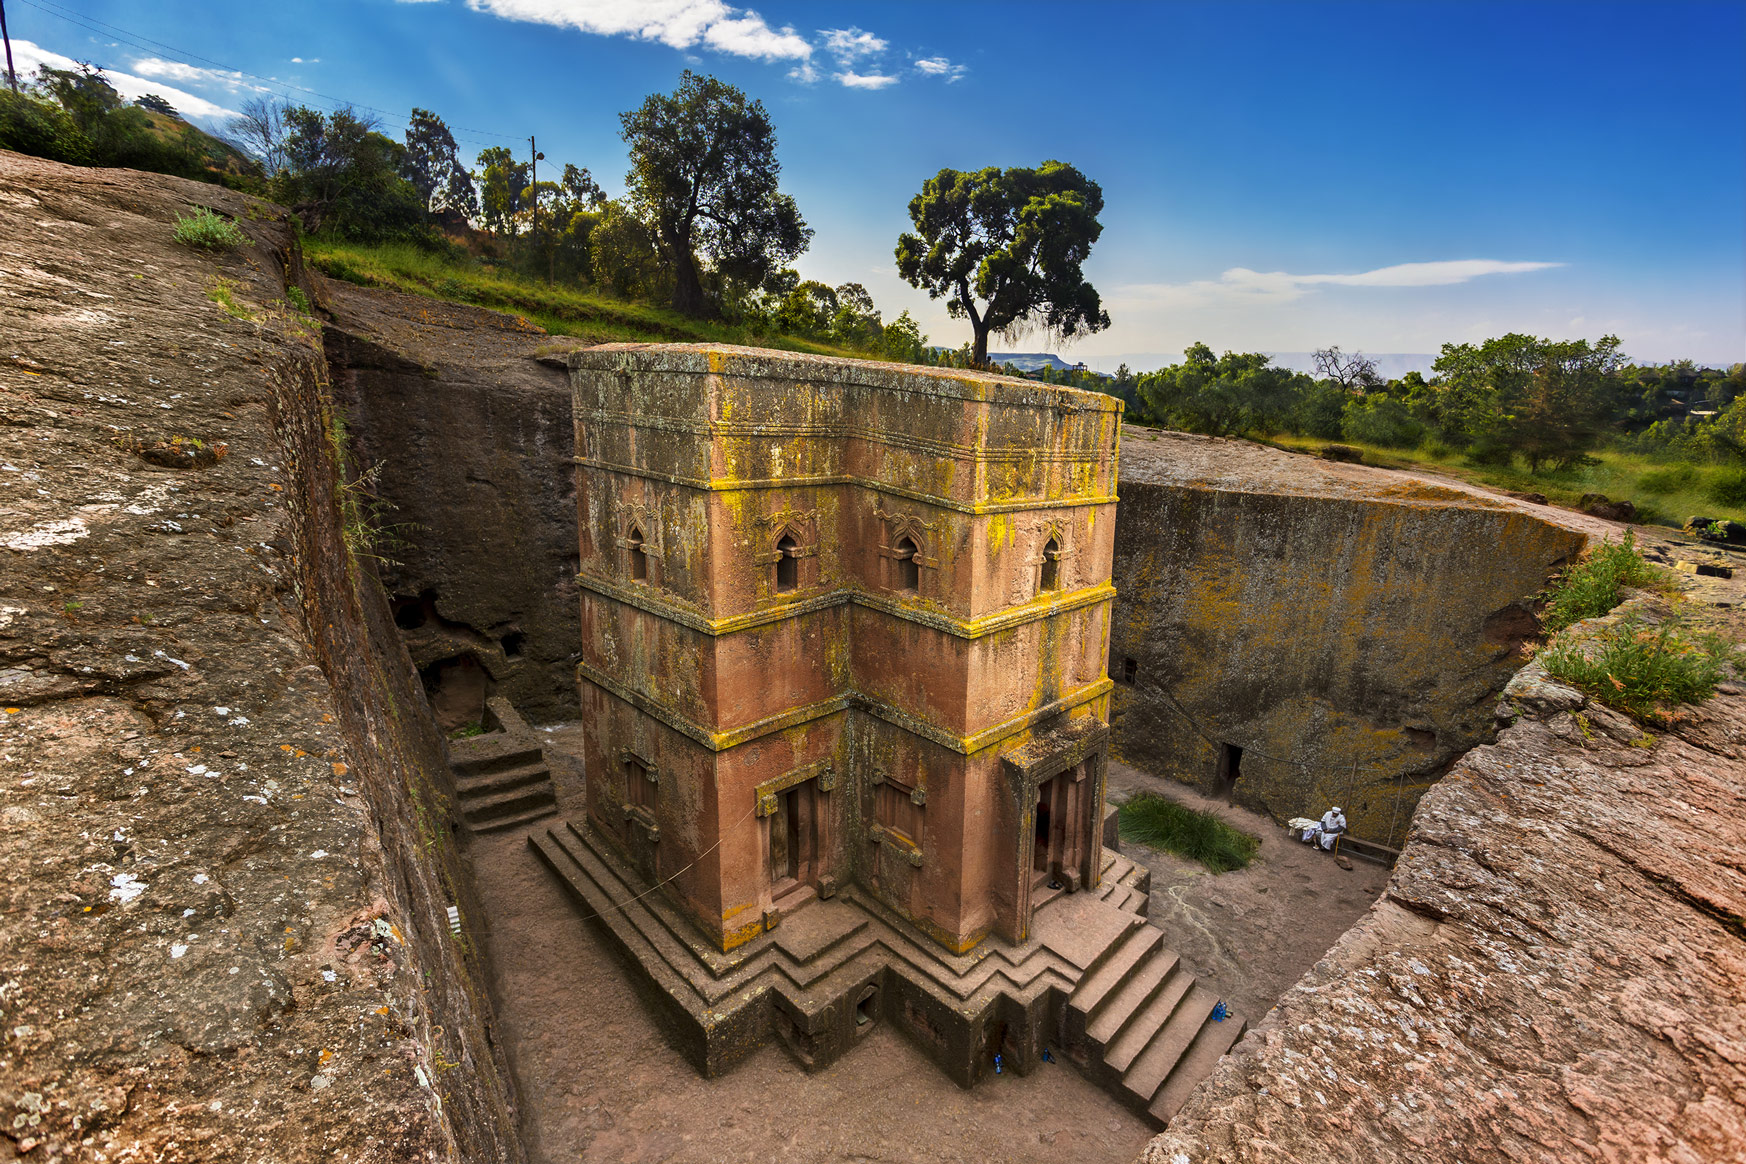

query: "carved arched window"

left=1040, top=537, right=1060, bottom=593
left=775, top=533, right=799, bottom=593
left=894, top=536, right=920, bottom=593
left=627, top=524, right=648, bottom=583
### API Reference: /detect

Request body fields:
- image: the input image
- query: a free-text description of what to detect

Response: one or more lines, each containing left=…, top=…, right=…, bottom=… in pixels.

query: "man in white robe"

left=1319, top=806, right=1347, bottom=851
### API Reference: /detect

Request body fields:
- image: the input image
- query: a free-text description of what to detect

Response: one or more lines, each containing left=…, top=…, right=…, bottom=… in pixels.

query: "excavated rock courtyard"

left=3, top=151, right=1742, bottom=1163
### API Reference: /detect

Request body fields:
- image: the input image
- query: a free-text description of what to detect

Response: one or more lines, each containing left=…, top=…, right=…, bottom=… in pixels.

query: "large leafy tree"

left=895, top=160, right=1110, bottom=364
left=620, top=71, right=811, bottom=317
left=403, top=108, right=477, bottom=222
left=474, top=145, right=529, bottom=236
left=1432, top=333, right=1625, bottom=467
left=279, top=106, right=425, bottom=240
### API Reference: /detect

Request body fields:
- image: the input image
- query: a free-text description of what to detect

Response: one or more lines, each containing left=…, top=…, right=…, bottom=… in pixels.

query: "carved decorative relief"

left=873, top=502, right=940, bottom=594
left=613, top=500, right=662, bottom=552
left=755, top=506, right=820, bottom=565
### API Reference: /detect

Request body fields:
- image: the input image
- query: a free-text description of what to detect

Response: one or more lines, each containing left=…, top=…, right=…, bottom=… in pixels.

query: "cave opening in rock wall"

left=420, top=652, right=491, bottom=732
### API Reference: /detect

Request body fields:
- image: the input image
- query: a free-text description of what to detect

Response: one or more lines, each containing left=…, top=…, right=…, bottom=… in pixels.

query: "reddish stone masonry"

left=566, top=344, right=1123, bottom=954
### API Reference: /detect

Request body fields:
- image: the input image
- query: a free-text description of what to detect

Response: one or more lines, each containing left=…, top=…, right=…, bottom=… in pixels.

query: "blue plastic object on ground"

left=1211, top=1001, right=1227, bottom=1022
left=994, top=1053, right=1004, bottom=1075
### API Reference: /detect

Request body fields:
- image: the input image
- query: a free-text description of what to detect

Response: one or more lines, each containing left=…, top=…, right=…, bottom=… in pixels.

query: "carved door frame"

left=999, top=721, right=1109, bottom=942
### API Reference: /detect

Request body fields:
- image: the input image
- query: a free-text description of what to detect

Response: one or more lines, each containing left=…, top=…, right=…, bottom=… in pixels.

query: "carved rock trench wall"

left=1109, top=431, right=1596, bottom=843
left=320, top=283, right=580, bottom=727
left=1145, top=596, right=1746, bottom=1163
left=0, top=152, right=522, bottom=1161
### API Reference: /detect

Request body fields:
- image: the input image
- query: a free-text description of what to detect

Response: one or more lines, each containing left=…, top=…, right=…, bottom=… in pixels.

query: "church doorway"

left=768, top=778, right=822, bottom=903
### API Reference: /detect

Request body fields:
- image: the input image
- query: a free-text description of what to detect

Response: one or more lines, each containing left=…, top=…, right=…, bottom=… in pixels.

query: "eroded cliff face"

left=0, top=152, right=522, bottom=1161
left=1110, top=430, right=1608, bottom=842
left=320, top=281, right=580, bottom=727
left=1144, top=595, right=1746, bottom=1164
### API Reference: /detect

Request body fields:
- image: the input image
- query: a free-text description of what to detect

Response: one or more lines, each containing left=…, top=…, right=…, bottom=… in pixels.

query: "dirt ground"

left=1104, top=762, right=1391, bottom=1025
left=468, top=827, right=1153, bottom=1164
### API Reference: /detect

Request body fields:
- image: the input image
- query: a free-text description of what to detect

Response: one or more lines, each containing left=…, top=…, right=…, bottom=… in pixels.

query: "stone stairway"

left=448, top=697, right=558, bottom=833
left=532, top=813, right=1244, bottom=1120
left=1063, top=920, right=1246, bottom=1126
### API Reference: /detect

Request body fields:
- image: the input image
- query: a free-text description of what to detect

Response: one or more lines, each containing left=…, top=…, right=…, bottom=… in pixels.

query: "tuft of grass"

left=286, top=285, right=312, bottom=314
left=1539, top=533, right=1673, bottom=633
left=1118, top=793, right=1259, bottom=873
left=174, top=206, right=246, bottom=251
left=1541, top=615, right=1730, bottom=723
left=205, top=276, right=253, bottom=321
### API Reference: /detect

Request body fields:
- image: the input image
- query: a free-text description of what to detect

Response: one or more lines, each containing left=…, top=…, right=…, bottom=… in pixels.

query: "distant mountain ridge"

left=987, top=352, right=1092, bottom=372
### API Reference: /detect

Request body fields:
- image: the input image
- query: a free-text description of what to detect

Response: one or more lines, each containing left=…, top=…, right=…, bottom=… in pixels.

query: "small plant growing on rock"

left=1541, top=615, right=1730, bottom=723
left=173, top=206, right=246, bottom=251
left=1539, top=533, right=1671, bottom=633
left=205, top=277, right=254, bottom=322
left=286, top=285, right=312, bottom=314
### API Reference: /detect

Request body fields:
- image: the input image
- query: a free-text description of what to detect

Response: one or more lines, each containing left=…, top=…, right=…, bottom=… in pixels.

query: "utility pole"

left=1, top=0, right=19, bottom=95
left=528, top=134, right=547, bottom=282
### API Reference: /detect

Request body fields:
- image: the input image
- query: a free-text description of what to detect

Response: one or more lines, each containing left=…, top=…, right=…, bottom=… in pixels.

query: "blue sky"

left=8, top=0, right=1743, bottom=368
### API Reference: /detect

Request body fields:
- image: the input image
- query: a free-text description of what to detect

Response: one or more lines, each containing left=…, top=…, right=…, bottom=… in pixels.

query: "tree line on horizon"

left=5, top=62, right=1737, bottom=482
left=1043, top=339, right=1746, bottom=481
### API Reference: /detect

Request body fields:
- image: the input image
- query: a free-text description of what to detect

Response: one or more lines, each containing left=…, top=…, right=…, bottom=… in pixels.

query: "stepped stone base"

left=532, top=819, right=1244, bottom=1126
left=449, top=697, right=559, bottom=832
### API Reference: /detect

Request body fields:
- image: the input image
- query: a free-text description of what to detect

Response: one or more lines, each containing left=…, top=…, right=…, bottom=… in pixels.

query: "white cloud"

left=821, top=27, right=886, bottom=62
left=1118, top=259, right=1564, bottom=307
left=289, top=57, right=320, bottom=64
left=130, top=57, right=267, bottom=94
left=834, top=70, right=897, bottom=91
left=787, top=61, right=819, bottom=85
left=465, top=0, right=811, bottom=61
left=6, top=40, right=242, bottom=126
left=914, top=55, right=966, bottom=82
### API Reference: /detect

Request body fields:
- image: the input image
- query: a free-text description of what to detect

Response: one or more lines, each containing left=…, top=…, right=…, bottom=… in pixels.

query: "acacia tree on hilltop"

left=894, top=160, right=1111, bottom=365
left=620, top=71, right=811, bottom=317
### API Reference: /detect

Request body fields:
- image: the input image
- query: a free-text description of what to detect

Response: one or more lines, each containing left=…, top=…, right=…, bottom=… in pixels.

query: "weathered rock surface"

left=1109, top=429, right=1614, bottom=843
left=320, top=281, right=580, bottom=725
left=1144, top=602, right=1746, bottom=1163
left=0, top=152, right=521, bottom=1160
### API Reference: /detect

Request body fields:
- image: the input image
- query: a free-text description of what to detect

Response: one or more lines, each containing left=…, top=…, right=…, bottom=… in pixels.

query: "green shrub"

left=1540, top=533, right=1670, bottom=633
left=1117, top=793, right=1259, bottom=873
left=1638, top=463, right=1700, bottom=494
left=1341, top=395, right=1426, bottom=449
left=174, top=206, right=246, bottom=251
left=285, top=285, right=312, bottom=313
left=1707, top=467, right=1746, bottom=507
left=1541, top=616, right=1729, bottom=722
left=1419, top=437, right=1453, bottom=459
left=0, top=89, right=92, bottom=165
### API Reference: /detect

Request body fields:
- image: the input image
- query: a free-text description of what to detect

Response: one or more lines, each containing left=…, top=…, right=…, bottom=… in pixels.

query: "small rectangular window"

left=626, top=758, right=656, bottom=809
left=1122, top=657, right=1137, bottom=684
left=875, top=778, right=922, bottom=845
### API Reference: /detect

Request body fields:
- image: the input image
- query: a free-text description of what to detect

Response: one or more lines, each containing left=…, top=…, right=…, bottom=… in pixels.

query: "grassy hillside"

left=139, top=110, right=259, bottom=180
left=303, top=240, right=878, bottom=356
left=1264, top=433, right=1746, bottom=528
